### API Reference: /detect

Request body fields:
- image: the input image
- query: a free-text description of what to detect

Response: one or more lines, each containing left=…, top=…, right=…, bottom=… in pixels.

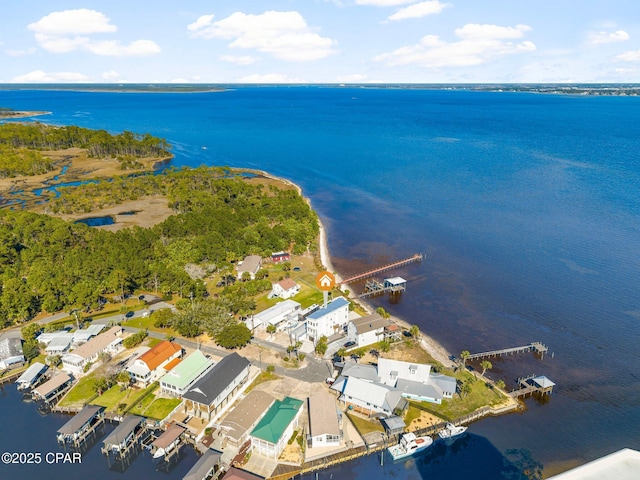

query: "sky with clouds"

left=2, top=0, right=640, bottom=83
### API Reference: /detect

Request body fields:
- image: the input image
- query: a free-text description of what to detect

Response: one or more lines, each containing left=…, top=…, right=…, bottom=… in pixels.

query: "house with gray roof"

left=308, top=392, right=341, bottom=448
left=347, top=313, right=392, bottom=347
left=219, top=390, right=275, bottom=447
left=0, top=337, right=24, bottom=370
left=237, top=255, right=262, bottom=280
left=183, top=353, right=250, bottom=421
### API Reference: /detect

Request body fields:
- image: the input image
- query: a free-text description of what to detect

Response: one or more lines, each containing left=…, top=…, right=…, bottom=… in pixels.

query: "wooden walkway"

left=338, top=253, right=423, bottom=285
left=358, top=279, right=406, bottom=298
left=0, top=369, right=23, bottom=386
left=466, top=342, right=548, bottom=361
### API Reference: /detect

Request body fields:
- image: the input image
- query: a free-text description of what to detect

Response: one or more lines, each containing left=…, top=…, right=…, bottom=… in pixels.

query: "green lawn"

left=244, top=370, right=279, bottom=393
left=93, top=383, right=158, bottom=413
left=346, top=412, right=384, bottom=435
left=414, top=370, right=506, bottom=421
left=129, top=394, right=181, bottom=420
left=58, top=373, right=100, bottom=407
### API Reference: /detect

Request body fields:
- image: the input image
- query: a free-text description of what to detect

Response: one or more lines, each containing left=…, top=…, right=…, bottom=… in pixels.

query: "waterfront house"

left=306, top=297, right=350, bottom=342
left=331, top=358, right=456, bottom=411
left=219, top=390, right=275, bottom=447
left=271, top=251, right=291, bottom=264
left=61, top=326, right=123, bottom=374
left=347, top=313, right=392, bottom=347
left=127, top=340, right=182, bottom=386
left=250, top=396, right=303, bottom=459
left=159, top=349, right=214, bottom=397
left=270, top=278, right=300, bottom=300
left=0, top=337, right=24, bottom=370
left=333, top=375, right=404, bottom=416
left=237, top=255, right=262, bottom=280
left=307, top=392, right=341, bottom=448
left=250, top=299, right=301, bottom=330
left=183, top=353, right=250, bottom=421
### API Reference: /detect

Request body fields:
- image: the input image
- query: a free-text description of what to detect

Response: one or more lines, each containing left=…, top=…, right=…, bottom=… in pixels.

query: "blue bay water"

left=1, top=86, right=639, bottom=479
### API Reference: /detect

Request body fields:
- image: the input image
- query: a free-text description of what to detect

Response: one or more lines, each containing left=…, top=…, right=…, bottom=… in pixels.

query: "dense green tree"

left=215, top=323, right=252, bottom=349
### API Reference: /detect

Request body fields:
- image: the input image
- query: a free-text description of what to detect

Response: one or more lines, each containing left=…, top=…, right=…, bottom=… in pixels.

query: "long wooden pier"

left=338, top=253, right=423, bottom=285
left=466, top=342, right=548, bottom=362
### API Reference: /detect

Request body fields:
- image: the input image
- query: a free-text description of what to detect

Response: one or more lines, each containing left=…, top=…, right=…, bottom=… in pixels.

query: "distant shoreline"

left=0, top=110, right=51, bottom=119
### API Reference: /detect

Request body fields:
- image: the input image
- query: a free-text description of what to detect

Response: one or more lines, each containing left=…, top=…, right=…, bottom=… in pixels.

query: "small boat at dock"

left=438, top=423, right=467, bottom=440
left=387, top=432, right=433, bottom=460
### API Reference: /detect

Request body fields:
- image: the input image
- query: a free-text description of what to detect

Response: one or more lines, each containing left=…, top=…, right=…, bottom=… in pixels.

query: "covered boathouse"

left=57, top=404, right=105, bottom=447
left=32, top=372, right=73, bottom=404
left=101, top=415, right=146, bottom=459
left=16, top=362, right=48, bottom=390
left=151, top=423, right=187, bottom=461
left=182, top=448, right=222, bottom=480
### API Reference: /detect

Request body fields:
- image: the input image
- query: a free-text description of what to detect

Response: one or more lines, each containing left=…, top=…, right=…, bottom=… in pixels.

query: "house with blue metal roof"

left=306, top=296, right=350, bottom=342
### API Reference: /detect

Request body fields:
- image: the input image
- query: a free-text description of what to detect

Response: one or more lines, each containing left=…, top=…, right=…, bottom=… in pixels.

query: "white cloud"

left=12, top=70, right=90, bottom=83
left=84, top=39, right=161, bottom=56
left=220, top=54, right=257, bottom=65
left=28, top=9, right=117, bottom=35
left=102, top=70, right=121, bottom=80
left=188, top=14, right=215, bottom=32
left=237, top=73, right=306, bottom=83
left=388, top=1, right=450, bottom=21
left=374, top=23, right=535, bottom=68
left=588, top=30, right=630, bottom=46
left=5, top=47, right=37, bottom=57
left=616, top=49, right=640, bottom=62
left=356, top=0, right=414, bottom=5
left=188, top=11, right=337, bottom=62
left=28, top=9, right=160, bottom=57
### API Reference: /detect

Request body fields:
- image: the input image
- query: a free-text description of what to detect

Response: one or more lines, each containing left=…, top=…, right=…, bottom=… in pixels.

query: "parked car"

left=344, top=341, right=356, bottom=348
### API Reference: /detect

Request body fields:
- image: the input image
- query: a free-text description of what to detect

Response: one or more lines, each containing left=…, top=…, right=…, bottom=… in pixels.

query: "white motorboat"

left=387, top=432, right=433, bottom=460
left=437, top=422, right=468, bottom=440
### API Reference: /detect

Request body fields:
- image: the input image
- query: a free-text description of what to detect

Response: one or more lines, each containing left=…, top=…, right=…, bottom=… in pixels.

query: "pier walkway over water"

left=509, top=374, right=556, bottom=398
left=338, top=253, right=423, bottom=285
left=466, top=342, right=549, bottom=362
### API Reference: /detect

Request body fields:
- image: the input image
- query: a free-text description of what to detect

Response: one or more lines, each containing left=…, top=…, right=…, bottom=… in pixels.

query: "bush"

left=266, top=364, right=275, bottom=373
left=123, top=330, right=148, bottom=348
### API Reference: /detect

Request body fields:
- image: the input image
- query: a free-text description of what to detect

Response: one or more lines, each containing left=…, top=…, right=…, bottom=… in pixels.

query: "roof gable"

left=183, top=353, right=250, bottom=405
left=138, top=341, right=181, bottom=371
left=307, top=297, right=349, bottom=320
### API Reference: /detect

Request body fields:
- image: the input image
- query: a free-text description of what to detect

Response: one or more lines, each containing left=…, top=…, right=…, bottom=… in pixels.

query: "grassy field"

left=244, top=370, right=280, bottom=393
left=346, top=412, right=384, bottom=435
left=130, top=394, right=181, bottom=420
left=58, top=372, right=100, bottom=407
left=93, top=383, right=158, bottom=413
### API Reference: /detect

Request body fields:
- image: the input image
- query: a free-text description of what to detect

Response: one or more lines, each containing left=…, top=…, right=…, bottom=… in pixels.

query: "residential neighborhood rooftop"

left=250, top=396, right=303, bottom=444
left=350, top=313, right=392, bottom=334
left=136, top=340, right=182, bottom=371
left=183, top=353, right=250, bottom=404
left=160, top=350, right=212, bottom=391
left=308, top=392, right=340, bottom=437
left=307, top=296, right=349, bottom=319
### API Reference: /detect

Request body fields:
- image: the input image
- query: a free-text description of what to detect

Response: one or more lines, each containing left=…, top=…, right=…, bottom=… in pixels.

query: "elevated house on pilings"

left=101, top=415, right=146, bottom=460
left=57, top=404, right=105, bottom=448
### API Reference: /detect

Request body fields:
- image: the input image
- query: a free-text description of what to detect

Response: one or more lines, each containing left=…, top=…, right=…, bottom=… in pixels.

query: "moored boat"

left=438, top=422, right=468, bottom=440
left=387, top=432, right=433, bottom=460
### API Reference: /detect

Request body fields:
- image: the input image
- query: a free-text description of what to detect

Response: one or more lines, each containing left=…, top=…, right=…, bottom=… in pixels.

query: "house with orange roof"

left=127, top=340, right=183, bottom=386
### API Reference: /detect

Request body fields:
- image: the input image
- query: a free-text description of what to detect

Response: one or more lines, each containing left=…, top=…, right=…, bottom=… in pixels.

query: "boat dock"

left=32, top=372, right=73, bottom=404
left=151, top=423, right=187, bottom=464
left=466, top=342, right=549, bottom=362
left=101, top=414, right=146, bottom=462
left=182, top=448, right=222, bottom=480
left=509, top=374, right=556, bottom=398
left=338, top=254, right=423, bottom=285
left=359, top=277, right=407, bottom=298
left=57, top=404, right=105, bottom=448
left=16, top=362, right=48, bottom=390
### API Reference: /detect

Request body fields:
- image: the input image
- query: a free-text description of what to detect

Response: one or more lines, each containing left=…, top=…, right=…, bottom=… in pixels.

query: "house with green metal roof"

left=159, top=350, right=214, bottom=397
left=250, top=396, right=303, bottom=459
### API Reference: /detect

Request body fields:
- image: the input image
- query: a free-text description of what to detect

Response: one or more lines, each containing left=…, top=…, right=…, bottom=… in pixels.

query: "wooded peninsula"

left=0, top=123, right=320, bottom=343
